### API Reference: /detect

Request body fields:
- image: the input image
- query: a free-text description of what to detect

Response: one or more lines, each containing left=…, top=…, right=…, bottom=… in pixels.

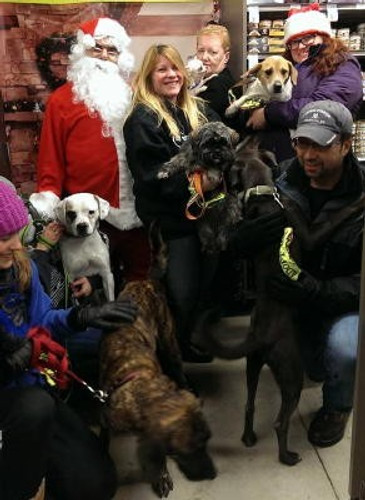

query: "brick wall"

left=0, top=1, right=212, bottom=194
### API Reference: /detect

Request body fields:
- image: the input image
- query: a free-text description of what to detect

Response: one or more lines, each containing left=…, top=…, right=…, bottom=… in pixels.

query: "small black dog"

left=158, top=122, right=241, bottom=254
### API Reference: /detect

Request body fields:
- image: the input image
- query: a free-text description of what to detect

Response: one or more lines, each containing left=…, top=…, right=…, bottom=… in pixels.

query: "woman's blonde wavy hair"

left=196, top=24, right=231, bottom=52
left=131, top=44, right=207, bottom=138
left=13, top=249, right=32, bottom=293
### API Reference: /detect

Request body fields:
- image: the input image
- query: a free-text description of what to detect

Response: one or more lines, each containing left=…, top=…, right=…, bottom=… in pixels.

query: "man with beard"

left=34, top=17, right=150, bottom=291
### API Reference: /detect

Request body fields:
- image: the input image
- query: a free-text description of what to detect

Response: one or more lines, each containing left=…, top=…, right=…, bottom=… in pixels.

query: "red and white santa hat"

left=283, top=3, right=332, bottom=45
left=77, top=17, right=134, bottom=72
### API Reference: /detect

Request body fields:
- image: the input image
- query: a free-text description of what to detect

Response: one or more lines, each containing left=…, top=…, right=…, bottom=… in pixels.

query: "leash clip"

left=273, top=188, right=284, bottom=209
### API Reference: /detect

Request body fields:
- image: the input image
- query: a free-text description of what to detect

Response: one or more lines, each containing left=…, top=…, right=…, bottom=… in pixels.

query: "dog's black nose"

left=273, top=82, right=283, bottom=93
left=76, top=223, right=89, bottom=236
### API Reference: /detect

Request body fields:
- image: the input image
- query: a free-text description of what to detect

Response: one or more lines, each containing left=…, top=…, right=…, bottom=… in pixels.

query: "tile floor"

left=110, top=316, right=353, bottom=500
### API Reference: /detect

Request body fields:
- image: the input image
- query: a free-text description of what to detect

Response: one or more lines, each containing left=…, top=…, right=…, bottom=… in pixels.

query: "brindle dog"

left=206, top=136, right=365, bottom=465
left=99, top=229, right=216, bottom=498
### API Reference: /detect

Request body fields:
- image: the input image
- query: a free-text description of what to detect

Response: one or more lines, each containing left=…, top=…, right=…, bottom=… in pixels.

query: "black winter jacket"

left=124, top=102, right=219, bottom=240
left=276, top=152, right=365, bottom=319
left=198, top=67, right=235, bottom=120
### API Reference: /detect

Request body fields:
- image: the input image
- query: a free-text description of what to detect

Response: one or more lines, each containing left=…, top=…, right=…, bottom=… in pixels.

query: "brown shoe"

left=308, top=407, right=351, bottom=448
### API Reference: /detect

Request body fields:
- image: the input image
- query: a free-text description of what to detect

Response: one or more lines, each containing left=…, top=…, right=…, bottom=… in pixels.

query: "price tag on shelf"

left=248, top=6, right=259, bottom=24
left=247, top=54, right=259, bottom=69
left=327, top=4, right=338, bottom=22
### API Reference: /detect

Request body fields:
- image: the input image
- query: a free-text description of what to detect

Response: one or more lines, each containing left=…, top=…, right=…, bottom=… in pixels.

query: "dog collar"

left=244, top=185, right=284, bottom=208
left=106, top=371, right=144, bottom=397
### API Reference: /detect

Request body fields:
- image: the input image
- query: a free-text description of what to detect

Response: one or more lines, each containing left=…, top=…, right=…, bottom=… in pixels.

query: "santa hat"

left=77, top=17, right=134, bottom=73
left=284, top=4, right=332, bottom=45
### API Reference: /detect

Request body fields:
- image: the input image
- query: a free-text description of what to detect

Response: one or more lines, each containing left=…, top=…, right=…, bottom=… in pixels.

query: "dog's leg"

left=268, top=338, right=303, bottom=466
left=225, top=95, right=248, bottom=117
left=102, top=270, right=115, bottom=301
left=241, top=350, right=265, bottom=447
left=137, top=438, right=173, bottom=498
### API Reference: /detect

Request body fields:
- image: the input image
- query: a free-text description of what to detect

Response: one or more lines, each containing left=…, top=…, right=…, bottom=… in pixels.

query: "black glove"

left=68, top=299, right=138, bottom=331
left=267, top=271, right=321, bottom=306
left=229, top=211, right=286, bottom=256
left=0, top=329, right=32, bottom=381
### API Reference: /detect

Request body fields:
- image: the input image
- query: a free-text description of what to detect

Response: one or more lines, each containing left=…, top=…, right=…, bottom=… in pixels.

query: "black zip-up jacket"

left=276, top=152, right=365, bottom=318
left=124, top=102, right=219, bottom=240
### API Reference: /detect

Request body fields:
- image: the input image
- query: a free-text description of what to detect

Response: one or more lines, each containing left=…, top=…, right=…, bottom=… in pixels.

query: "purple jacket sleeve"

left=265, top=56, right=363, bottom=129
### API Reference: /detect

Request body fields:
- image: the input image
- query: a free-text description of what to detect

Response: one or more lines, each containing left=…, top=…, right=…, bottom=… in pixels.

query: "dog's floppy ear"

left=246, top=63, right=262, bottom=78
left=288, top=61, right=298, bottom=85
left=55, top=198, right=68, bottom=225
left=93, top=195, right=110, bottom=220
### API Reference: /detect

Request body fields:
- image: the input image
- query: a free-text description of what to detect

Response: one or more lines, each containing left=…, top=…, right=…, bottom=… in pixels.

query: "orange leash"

left=185, top=171, right=206, bottom=220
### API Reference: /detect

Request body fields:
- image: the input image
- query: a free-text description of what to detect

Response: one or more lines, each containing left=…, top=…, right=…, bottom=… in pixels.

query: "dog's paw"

left=241, top=429, right=258, bottom=447
left=225, top=103, right=239, bottom=117
left=279, top=450, right=302, bottom=466
left=152, top=471, right=174, bottom=498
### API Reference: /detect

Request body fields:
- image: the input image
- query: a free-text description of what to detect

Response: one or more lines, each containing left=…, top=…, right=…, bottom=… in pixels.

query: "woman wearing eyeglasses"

left=246, top=3, right=363, bottom=162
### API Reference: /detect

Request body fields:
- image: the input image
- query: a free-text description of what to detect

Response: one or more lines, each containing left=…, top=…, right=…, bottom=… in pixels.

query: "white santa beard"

left=67, top=56, right=141, bottom=231
left=68, top=56, right=131, bottom=136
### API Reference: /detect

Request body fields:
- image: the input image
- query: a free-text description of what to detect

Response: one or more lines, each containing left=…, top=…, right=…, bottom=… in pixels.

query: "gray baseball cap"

left=292, top=100, right=353, bottom=146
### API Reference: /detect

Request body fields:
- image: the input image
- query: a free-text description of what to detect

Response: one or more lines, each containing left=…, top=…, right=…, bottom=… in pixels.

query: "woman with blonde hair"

left=0, top=180, right=137, bottom=499
left=124, top=43, right=219, bottom=363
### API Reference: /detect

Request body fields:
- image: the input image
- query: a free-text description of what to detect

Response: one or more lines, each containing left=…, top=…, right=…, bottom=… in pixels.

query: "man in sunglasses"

left=34, top=17, right=150, bottom=289
left=270, top=100, right=363, bottom=448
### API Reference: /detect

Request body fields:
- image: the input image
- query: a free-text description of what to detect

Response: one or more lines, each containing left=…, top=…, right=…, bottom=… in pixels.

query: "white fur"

left=67, top=51, right=141, bottom=231
left=29, top=191, right=60, bottom=221
left=55, top=193, right=115, bottom=301
left=186, top=56, right=218, bottom=96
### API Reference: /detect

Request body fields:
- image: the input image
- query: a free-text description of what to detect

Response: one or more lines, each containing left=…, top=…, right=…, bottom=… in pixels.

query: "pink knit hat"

left=0, top=181, right=29, bottom=238
left=284, top=3, right=332, bottom=45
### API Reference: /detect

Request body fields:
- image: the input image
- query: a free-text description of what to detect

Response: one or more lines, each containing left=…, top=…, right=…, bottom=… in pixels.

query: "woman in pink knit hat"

left=246, top=3, right=363, bottom=162
left=0, top=180, right=138, bottom=499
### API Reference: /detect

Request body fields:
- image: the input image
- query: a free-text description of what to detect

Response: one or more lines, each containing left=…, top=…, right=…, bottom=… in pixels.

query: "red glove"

left=27, top=326, right=71, bottom=390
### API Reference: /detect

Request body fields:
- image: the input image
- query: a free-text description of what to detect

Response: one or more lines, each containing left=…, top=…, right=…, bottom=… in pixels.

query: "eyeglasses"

left=292, top=137, right=342, bottom=152
left=90, top=43, right=119, bottom=59
left=287, top=34, right=317, bottom=50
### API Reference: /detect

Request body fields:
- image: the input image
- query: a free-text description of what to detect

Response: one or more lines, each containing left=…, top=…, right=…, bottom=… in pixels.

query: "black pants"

left=0, top=386, right=117, bottom=500
left=165, top=234, right=219, bottom=347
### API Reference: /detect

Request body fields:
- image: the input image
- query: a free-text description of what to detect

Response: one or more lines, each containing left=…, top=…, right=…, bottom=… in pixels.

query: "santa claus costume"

left=35, top=17, right=150, bottom=285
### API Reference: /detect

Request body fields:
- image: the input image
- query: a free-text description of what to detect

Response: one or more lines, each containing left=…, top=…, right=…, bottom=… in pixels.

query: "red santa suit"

left=35, top=17, right=150, bottom=283
left=37, top=82, right=141, bottom=231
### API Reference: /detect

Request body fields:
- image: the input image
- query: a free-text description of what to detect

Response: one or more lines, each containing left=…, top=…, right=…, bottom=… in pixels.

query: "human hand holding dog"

left=267, top=271, right=321, bottom=305
left=71, top=277, right=93, bottom=299
left=68, top=299, right=138, bottom=332
left=229, top=211, right=286, bottom=256
left=36, top=221, right=64, bottom=252
left=246, top=107, right=267, bottom=130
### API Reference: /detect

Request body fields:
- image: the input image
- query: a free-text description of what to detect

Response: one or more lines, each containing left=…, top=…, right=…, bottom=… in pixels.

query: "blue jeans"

left=302, top=313, right=359, bottom=411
